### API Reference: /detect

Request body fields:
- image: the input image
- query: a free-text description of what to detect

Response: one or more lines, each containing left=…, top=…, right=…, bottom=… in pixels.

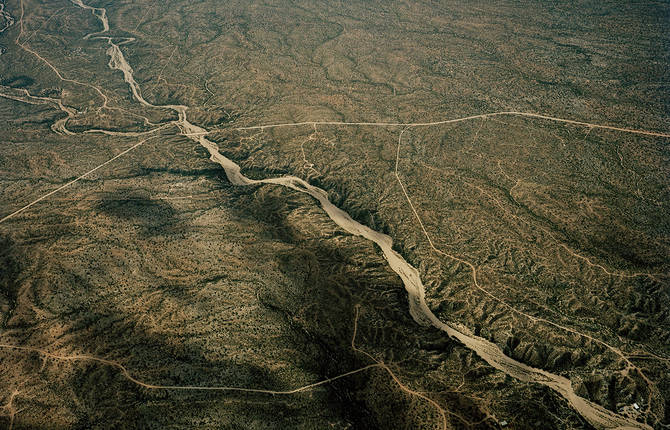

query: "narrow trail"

left=0, top=309, right=456, bottom=429
left=232, top=112, right=670, bottom=138
left=0, top=343, right=381, bottom=395
left=0, top=305, right=497, bottom=430
left=95, top=26, right=650, bottom=429
left=350, top=306, right=452, bottom=430
left=15, top=0, right=109, bottom=109
left=394, top=129, right=662, bottom=425
left=1, top=1, right=664, bottom=429
left=0, top=386, right=21, bottom=430
left=0, top=136, right=157, bottom=224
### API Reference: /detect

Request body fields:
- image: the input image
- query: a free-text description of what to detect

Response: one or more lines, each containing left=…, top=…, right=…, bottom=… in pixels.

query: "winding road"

left=1, top=1, right=663, bottom=428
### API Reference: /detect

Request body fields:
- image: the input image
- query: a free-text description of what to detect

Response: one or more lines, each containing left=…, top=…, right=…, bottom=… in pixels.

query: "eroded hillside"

left=0, top=0, right=668, bottom=428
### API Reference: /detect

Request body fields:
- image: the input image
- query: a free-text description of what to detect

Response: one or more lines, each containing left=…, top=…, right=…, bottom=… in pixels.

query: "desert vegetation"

left=0, top=0, right=668, bottom=428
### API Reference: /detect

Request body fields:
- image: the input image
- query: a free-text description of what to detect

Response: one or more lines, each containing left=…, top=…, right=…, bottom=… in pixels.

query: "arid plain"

left=0, top=0, right=669, bottom=429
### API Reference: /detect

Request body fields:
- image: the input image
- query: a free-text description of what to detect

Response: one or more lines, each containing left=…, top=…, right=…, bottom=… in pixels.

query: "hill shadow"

left=95, top=188, right=180, bottom=237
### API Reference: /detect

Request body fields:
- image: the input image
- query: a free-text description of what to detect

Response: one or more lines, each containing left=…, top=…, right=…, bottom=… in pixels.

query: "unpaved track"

left=3, top=1, right=657, bottom=428
left=233, top=112, right=670, bottom=138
